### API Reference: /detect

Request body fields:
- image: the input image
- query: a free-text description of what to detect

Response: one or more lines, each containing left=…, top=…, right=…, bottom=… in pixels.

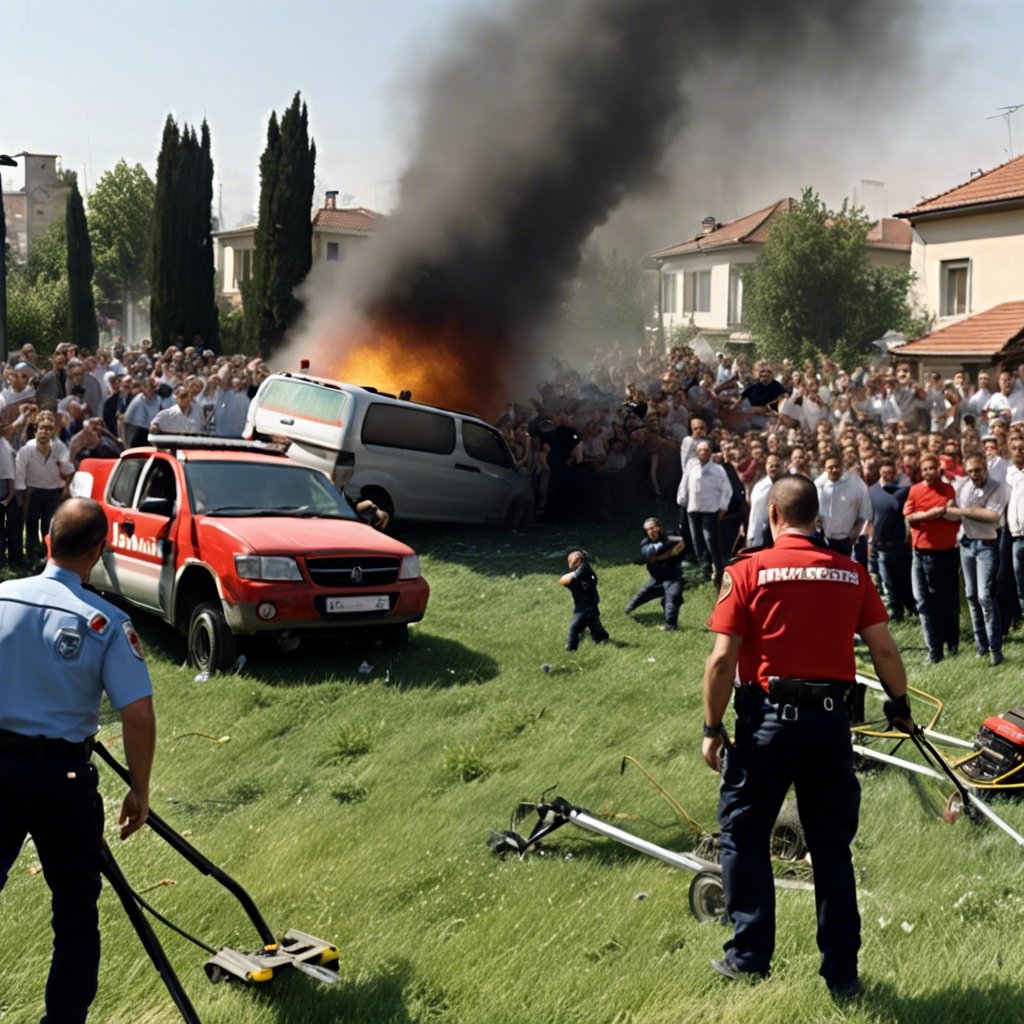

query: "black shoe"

left=710, top=958, right=766, bottom=984
left=991, top=651, right=1005, bottom=667
left=948, top=644, right=959, bottom=656
left=624, top=605, right=635, bottom=616
left=977, top=649, right=990, bottom=658
left=828, top=977, right=862, bottom=1002
left=663, top=624, right=677, bottom=632
left=924, top=653, right=943, bottom=665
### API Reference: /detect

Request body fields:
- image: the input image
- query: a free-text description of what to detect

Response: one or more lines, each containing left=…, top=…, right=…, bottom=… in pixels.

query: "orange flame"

left=325, top=316, right=509, bottom=419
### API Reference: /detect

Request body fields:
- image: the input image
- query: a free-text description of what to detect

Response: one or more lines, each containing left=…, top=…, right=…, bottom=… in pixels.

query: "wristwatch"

left=703, top=722, right=726, bottom=738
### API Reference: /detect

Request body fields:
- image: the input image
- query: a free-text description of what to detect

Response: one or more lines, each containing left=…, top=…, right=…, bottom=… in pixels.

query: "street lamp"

left=0, top=152, right=19, bottom=366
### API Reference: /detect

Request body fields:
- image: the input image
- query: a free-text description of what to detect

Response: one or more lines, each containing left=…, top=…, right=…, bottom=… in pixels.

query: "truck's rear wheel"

left=188, top=602, right=237, bottom=674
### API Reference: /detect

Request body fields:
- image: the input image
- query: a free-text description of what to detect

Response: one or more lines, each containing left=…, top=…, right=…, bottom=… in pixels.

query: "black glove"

left=883, top=694, right=913, bottom=733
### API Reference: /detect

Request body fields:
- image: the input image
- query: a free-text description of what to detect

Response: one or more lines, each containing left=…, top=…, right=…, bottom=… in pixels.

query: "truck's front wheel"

left=188, top=602, right=237, bottom=674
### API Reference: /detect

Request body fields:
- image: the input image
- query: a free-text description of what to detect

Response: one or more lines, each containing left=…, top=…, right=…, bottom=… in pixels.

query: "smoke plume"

left=285, top=0, right=920, bottom=416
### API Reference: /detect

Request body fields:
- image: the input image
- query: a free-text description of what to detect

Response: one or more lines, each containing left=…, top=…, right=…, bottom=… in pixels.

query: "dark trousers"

left=566, top=607, right=609, bottom=649
left=717, top=690, right=860, bottom=985
left=0, top=495, right=23, bottom=565
left=911, top=547, right=961, bottom=659
left=24, top=488, right=63, bottom=565
left=626, top=576, right=684, bottom=627
left=997, top=528, right=1020, bottom=633
left=0, top=750, right=103, bottom=1024
left=719, top=511, right=744, bottom=563
left=824, top=536, right=853, bottom=557
left=688, top=511, right=724, bottom=581
left=876, top=545, right=916, bottom=621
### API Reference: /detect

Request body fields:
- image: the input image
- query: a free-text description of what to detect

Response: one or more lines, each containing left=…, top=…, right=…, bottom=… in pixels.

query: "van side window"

left=462, top=421, right=514, bottom=469
left=108, top=458, right=146, bottom=507
left=362, top=404, right=456, bottom=455
left=261, top=378, right=346, bottom=423
left=138, top=459, right=178, bottom=506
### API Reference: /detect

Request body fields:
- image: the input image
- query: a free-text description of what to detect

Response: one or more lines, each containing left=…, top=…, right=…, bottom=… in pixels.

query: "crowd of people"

left=503, top=341, right=1024, bottom=664
left=0, top=338, right=269, bottom=570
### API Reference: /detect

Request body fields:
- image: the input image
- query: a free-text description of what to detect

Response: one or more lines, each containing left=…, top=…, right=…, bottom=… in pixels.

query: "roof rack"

left=145, top=435, right=288, bottom=456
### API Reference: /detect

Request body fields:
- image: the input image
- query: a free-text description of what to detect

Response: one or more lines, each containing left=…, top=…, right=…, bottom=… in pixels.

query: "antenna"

left=987, top=104, right=1023, bottom=159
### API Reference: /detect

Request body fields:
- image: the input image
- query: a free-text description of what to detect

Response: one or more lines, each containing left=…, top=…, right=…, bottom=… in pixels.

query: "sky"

left=1, top=0, right=1023, bottom=247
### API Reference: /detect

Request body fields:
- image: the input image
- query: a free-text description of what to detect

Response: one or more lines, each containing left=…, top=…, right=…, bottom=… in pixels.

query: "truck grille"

left=306, top=556, right=400, bottom=588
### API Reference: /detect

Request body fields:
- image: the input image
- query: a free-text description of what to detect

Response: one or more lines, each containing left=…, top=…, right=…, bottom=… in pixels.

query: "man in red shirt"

left=701, top=475, right=911, bottom=999
left=903, top=453, right=960, bottom=663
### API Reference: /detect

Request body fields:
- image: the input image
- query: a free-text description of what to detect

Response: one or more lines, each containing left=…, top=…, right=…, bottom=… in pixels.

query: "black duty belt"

left=0, top=728, right=94, bottom=760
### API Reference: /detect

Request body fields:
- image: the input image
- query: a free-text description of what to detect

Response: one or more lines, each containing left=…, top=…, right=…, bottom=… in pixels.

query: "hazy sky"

left=1, top=0, right=1022, bottom=240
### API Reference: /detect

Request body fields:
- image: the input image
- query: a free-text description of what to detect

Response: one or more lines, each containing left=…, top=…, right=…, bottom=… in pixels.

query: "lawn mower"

left=487, top=757, right=814, bottom=925
left=94, top=741, right=339, bottom=1024
left=849, top=674, right=1024, bottom=848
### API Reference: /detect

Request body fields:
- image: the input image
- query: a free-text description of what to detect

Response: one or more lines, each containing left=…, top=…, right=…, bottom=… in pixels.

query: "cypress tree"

left=65, top=179, right=99, bottom=349
left=245, top=92, right=316, bottom=356
left=149, top=115, right=219, bottom=350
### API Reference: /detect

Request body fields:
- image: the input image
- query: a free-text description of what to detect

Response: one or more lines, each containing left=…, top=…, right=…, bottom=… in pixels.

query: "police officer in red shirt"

left=701, top=475, right=912, bottom=1000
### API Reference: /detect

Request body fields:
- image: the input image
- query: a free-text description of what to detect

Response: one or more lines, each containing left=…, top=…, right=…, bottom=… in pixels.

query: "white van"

left=243, top=373, right=533, bottom=527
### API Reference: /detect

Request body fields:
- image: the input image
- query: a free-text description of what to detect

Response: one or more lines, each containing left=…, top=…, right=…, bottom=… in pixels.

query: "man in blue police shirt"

left=625, top=517, right=686, bottom=630
left=0, top=497, right=156, bottom=1024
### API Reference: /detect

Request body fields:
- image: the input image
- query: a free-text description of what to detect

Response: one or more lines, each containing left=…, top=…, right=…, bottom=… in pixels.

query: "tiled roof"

left=897, top=155, right=1024, bottom=217
left=648, top=199, right=795, bottom=258
left=312, top=207, right=384, bottom=233
left=895, top=301, right=1024, bottom=356
left=649, top=201, right=910, bottom=259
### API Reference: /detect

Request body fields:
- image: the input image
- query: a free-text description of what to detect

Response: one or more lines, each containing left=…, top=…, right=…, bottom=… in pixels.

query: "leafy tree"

left=66, top=180, right=98, bottom=349
left=149, top=115, right=219, bottom=350
left=245, top=92, right=316, bottom=356
left=89, top=160, right=155, bottom=304
left=6, top=217, right=70, bottom=357
left=742, top=188, right=916, bottom=365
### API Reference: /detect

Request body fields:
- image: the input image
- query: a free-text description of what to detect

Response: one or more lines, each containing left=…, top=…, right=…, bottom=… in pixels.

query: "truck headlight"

left=399, top=555, right=421, bottom=580
left=234, top=555, right=303, bottom=581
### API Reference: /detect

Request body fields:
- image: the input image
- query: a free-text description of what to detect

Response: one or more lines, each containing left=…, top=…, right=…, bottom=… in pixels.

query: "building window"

left=941, top=259, right=970, bottom=316
left=232, top=248, right=252, bottom=291
left=661, top=272, right=678, bottom=314
left=728, top=267, right=744, bottom=326
left=683, top=269, right=711, bottom=313
left=326, top=241, right=340, bottom=261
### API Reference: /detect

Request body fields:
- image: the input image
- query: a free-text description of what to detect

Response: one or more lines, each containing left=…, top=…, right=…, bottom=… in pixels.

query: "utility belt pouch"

left=843, top=683, right=867, bottom=724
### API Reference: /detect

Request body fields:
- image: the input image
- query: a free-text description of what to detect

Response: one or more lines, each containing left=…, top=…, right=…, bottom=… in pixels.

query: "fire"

left=325, top=316, right=509, bottom=419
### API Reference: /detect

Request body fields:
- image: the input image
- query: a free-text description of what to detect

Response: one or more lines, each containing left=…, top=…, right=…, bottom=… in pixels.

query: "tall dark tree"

left=245, top=92, right=316, bottom=355
left=65, top=179, right=99, bottom=349
left=149, top=115, right=219, bottom=350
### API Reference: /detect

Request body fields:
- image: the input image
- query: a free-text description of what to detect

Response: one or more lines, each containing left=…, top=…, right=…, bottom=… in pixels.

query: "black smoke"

left=289, top=0, right=919, bottom=398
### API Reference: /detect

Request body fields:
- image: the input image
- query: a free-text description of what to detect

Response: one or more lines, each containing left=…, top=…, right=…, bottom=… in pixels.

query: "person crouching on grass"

left=559, top=549, right=610, bottom=650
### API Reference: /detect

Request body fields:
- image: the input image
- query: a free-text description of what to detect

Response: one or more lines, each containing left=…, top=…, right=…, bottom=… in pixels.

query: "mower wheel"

left=688, top=871, right=727, bottom=925
left=188, top=602, right=237, bottom=674
left=770, top=800, right=807, bottom=862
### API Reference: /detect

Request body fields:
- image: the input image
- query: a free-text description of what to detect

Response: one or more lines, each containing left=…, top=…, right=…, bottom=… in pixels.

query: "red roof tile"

left=897, top=155, right=1024, bottom=217
left=895, top=301, right=1024, bottom=356
left=313, top=207, right=384, bottom=233
left=649, top=201, right=909, bottom=258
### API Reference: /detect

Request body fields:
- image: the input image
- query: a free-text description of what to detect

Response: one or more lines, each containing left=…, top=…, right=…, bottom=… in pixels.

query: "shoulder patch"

left=55, top=627, right=83, bottom=659
left=122, top=620, right=144, bottom=660
left=717, top=570, right=734, bottom=603
left=88, top=612, right=109, bottom=634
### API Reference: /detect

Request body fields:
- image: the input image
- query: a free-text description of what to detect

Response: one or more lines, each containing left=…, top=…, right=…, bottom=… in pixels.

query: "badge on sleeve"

left=55, top=627, right=83, bottom=659
left=717, top=570, right=734, bottom=603
left=88, top=612, right=109, bottom=634
left=122, top=620, right=145, bottom=660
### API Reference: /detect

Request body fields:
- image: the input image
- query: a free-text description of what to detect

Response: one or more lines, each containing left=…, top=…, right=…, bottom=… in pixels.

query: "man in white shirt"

left=984, top=371, right=1024, bottom=426
left=15, top=412, right=74, bottom=567
left=746, top=454, right=783, bottom=549
left=149, top=385, right=204, bottom=435
left=983, top=435, right=1008, bottom=484
left=683, top=439, right=732, bottom=584
left=816, top=454, right=872, bottom=558
left=123, top=377, right=165, bottom=447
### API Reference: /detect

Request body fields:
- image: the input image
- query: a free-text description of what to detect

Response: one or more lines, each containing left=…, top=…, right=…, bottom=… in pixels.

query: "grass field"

left=3, top=520, right=1024, bottom=1024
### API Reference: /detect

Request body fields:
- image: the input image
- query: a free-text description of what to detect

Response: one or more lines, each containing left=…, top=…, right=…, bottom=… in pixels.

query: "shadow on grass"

left=861, top=980, right=1021, bottom=1024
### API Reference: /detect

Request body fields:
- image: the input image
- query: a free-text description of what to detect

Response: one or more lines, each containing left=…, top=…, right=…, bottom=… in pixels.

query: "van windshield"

left=185, top=461, right=359, bottom=520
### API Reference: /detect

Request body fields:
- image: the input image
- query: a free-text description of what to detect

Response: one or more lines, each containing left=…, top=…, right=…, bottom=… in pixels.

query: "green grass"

left=4, top=521, right=1024, bottom=1023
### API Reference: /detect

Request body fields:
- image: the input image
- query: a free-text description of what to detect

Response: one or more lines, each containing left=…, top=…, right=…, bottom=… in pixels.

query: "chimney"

left=701, top=216, right=717, bottom=235
left=325, top=190, right=338, bottom=210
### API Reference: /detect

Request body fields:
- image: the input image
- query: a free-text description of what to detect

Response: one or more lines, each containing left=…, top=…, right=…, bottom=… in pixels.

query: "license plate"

left=325, top=595, right=390, bottom=613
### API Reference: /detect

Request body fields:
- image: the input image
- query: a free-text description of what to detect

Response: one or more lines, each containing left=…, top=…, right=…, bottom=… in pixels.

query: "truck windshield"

left=184, top=461, right=360, bottom=520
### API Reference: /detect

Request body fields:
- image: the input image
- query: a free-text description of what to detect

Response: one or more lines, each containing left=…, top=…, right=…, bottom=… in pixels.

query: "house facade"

left=893, top=155, right=1024, bottom=378
left=645, top=200, right=911, bottom=343
left=214, top=191, right=383, bottom=307
left=1, top=152, right=71, bottom=261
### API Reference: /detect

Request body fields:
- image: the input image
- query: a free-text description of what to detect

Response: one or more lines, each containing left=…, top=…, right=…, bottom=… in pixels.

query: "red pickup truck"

left=71, top=438, right=430, bottom=673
